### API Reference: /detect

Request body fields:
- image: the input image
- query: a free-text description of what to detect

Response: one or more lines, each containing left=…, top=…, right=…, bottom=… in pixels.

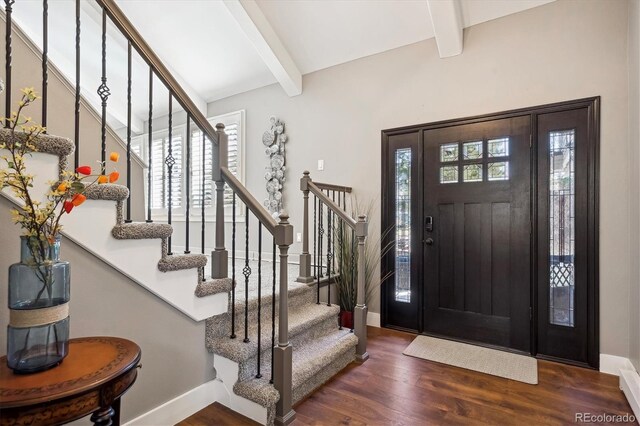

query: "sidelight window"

left=395, top=148, right=412, bottom=303
left=548, top=130, right=576, bottom=327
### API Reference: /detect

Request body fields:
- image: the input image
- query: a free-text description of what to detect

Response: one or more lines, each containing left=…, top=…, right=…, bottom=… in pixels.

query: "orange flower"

left=63, top=201, right=74, bottom=214
left=97, top=175, right=108, bottom=184
left=71, top=193, right=86, bottom=206
left=76, top=166, right=92, bottom=175
left=109, top=171, right=120, bottom=183
left=109, top=152, right=120, bottom=162
left=57, top=182, right=68, bottom=192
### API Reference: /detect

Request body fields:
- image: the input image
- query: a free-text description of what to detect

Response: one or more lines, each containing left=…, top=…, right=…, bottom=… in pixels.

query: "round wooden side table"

left=0, top=337, right=141, bottom=426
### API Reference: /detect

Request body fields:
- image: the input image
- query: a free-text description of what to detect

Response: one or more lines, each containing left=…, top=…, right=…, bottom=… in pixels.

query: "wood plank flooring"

left=179, top=327, right=635, bottom=425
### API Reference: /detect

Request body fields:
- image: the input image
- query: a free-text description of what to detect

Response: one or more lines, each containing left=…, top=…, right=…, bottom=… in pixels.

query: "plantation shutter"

left=150, top=134, right=182, bottom=210
left=190, top=123, right=239, bottom=210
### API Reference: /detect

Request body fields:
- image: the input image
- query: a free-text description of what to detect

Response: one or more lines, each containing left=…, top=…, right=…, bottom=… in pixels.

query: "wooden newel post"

left=354, top=214, right=369, bottom=362
left=211, top=123, right=228, bottom=279
left=274, top=213, right=296, bottom=425
left=297, top=171, right=314, bottom=283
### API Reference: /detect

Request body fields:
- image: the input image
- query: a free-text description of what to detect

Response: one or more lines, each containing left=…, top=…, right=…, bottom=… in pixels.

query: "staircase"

left=0, top=1, right=369, bottom=424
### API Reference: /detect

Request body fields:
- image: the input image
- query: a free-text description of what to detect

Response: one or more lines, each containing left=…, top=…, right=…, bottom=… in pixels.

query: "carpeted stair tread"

left=195, top=278, right=234, bottom=297
left=207, top=303, right=340, bottom=362
left=158, top=253, right=208, bottom=272
left=84, top=183, right=129, bottom=201
left=0, top=128, right=74, bottom=157
left=233, top=377, right=280, bottom=408
left=231, top=280, right=315, bottom=316
left=111, top=223, right=173, bottom=240
left=291, top=328, right=357, bottom=390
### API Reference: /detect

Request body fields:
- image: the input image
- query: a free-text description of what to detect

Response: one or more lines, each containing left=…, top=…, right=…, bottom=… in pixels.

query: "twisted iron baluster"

left=97, top=9, right=110, bottom=163
left=351, top=228, right=356, bottom=332
left=256, top=222, right=262, bottom=378
left=42, top=0, right=48, bottom=130
left=317, top=201, right=324, bottom=304
left=201, top=132, right=206, bottom=256
left=243, top=206, right=250, bottom=343
left=166, top=95, right=174, bottom=255
left=5, top=0, right=15, bottom=127
left=327, top=195, right=332, bottom=307
left=74, top=0, right=80, bottom=168
left=184, top=117, right=191, bottom=251
left=230, top=193, right=237, bottom=339
left=125, top=41, right=132, bottom=223
left=146, top=68, right=153, bottom=223
left=270, top=240, right=276, bottom=384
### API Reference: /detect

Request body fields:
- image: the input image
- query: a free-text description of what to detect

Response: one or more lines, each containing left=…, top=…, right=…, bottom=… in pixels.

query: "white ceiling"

left=115, top=0, right=554, bottom=102
left=4, top=0, right=554, bottom=130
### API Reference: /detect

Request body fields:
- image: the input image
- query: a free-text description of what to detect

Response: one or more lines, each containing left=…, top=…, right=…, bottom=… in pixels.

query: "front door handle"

left=424, top=238, right=434, bottom=246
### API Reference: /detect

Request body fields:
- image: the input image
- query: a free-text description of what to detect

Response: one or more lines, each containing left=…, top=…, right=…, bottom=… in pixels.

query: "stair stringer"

left=1, top=150, right=227, bottom=321
left=214, top=355, right=271, bottom=425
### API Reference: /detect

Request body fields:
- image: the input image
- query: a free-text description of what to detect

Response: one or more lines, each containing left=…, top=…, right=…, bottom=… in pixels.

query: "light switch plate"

left=296, top=232, right=302, bottom=243
left=317, top=159, right=324, bottom=171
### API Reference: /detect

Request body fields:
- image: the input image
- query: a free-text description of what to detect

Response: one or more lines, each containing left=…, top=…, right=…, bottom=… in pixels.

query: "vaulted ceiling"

left=4, top=0, right=554, bottom=131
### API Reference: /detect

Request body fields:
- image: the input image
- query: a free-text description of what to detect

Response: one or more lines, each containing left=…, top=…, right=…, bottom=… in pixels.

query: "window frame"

left=133, top=110, right=246, bottom=223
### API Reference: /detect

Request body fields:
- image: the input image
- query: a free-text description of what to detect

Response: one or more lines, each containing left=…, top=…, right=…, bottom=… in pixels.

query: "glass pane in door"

left=549, top=130, right=576, bottom=327
left=395, top=148, right=412, bottom=303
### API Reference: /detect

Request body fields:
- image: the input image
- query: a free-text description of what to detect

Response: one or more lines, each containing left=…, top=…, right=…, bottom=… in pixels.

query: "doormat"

left=403, top=335, right=538, bottom=384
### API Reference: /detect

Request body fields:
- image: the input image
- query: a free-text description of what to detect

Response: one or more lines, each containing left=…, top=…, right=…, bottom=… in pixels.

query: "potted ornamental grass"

left=0, top=88, right=120, bottom=373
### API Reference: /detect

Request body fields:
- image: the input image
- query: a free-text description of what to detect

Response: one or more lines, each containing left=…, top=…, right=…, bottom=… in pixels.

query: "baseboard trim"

left=600, top=354, right=635, bottom=376
left=123, top=380, right=222, bottom=426
left=367, top=312, right=380, bottom=327
left=620, top=369, right=640, bottom=420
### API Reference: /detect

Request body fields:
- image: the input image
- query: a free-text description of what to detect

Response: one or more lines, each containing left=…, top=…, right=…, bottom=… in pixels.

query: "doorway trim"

left=380, top=97, right=600, bottom=369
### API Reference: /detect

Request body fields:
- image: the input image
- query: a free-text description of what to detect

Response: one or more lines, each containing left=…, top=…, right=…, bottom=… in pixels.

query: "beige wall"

left=208, top=0, right=631, bottom=358
left=0, top=15, right=211, bottom=422
left=628, top=0, right=640, bottom=371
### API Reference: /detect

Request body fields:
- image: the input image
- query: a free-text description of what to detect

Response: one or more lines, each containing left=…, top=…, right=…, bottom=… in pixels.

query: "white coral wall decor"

left=263, top=116, right=287, bottom=220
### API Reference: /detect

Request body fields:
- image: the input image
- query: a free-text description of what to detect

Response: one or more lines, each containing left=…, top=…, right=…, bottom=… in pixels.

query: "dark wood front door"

left=381, top=97, right=599, bottom=368
left=422, top=116, right=532, bottom=352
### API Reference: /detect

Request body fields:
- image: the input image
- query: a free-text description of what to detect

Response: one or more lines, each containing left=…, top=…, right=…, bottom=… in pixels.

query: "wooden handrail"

left=96, top=0, right=218, bottom=146
left=313, top=181, right=352, bottom=193
left=221, top=167, right=278, bottom=233
left=308, top=181, right=358, bottom=231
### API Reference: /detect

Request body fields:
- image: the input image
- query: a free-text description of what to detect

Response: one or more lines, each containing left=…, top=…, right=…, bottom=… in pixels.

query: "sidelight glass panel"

left=488, top=162, right=509, bottom=181
left=463, top=164, right=482, bottom=182
left=549, top=130, right=575, bottom=327
left=488, top=137, right=510, bottom=157
left=440, top=166, right=458, bottom=184
left=463, top=141, right=483, bottom=160
left=395, top=149, right=412, bottom=303
left=440, top=143, right=459, bottom=162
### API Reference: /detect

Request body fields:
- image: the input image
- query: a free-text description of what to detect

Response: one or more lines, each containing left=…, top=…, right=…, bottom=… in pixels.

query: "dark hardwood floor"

left=179, top=327, right=635, bottom=425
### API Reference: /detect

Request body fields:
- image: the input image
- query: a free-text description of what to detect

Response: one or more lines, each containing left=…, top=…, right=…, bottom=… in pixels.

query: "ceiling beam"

left=223, top=0, right=302, bottom=96
left=427, top=0, right=464, bottom=58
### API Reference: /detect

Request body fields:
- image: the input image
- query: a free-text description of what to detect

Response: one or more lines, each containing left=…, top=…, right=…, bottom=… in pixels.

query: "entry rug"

left=403, top=335, right=538, bottom=384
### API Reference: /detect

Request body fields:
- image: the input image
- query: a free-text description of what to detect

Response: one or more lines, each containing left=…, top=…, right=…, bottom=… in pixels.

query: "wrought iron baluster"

left=313, top=195, right=317, bottom=278
left=184, top=116, right=191, bottom=253
left=4, top=0, right=15, bottom=127
left=97, top=9, right=110, bottom=164
left=231, top=193, right=236, bottom=339
left=42, top=0, right=48, bottom=130
left=327, top=197, right=332, bottom=307
left=243, top=206, right=250, bottom=343
left=317, top=201, right=323, bottom=304
left=125, top=41, right=132, bottom=223
left=201, top=131, right=206, bottom=255
left=166, top=94, right=174, bottom=255
left=146, top=67, right=153, bottom=223
left=351, top=228, right=356, bottom=332
left=256, top=222, right=262, bottom=378
left=270, top=240, right=275, bottom=384
left=74, top=0, right=80, bottom=168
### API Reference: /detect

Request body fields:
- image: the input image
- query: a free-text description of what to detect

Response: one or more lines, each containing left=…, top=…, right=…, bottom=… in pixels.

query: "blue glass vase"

left=7, top=236, right=70, bottom=373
